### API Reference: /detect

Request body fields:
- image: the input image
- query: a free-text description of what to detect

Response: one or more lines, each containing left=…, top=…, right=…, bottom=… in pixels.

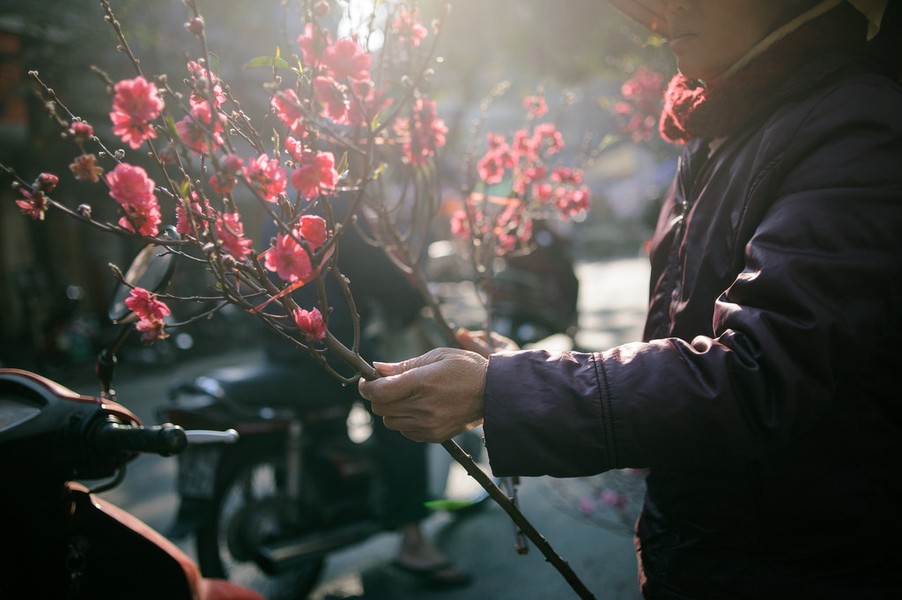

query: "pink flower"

left=175, top=100, right=223, bottom=154
left=69, top=154, right=104, bottom=182
left=69, top=119, right=94, bottom=142
left=125, top=287, right=171, bottom=321
left=551, top=167, right=583, bottom=185
left=291, top=150, right=339, bottom=199
left=106, top=163, right=161, bottom=236
left=264, top=232, right=313, bottom=283
left=285, top=136, right=305, bottom=162
left=243, top=154, right=287, bottom=203
left=186, top=60, right=226, bottom=108
left=214, top=212, right=253, bottom=261
left=135, top=317, right=169, bottom=344
left=531, top=123, right=564, bottom=157
left=297, top=214, right=328, bottom=250
left=271, top=89, right=308, bottom=137
left=313, top=76, right=348, bottom=124
left=175, top=193, right=210, bottom=236
left=16, top=188, right=50, bottom=220
left=477, top=134, right=515, bottom=185
left=523, top=95, right=548, bottom=119
left=208, top=153, right=244, bottom=194
left=391, top=9, right=428, bottom=48
left=556, top=185, right=591, bottom=219
left=322, top=37, right=371, bottom=81
left=35, top=172, right=58, bottom=193
left=297, top=22, right=330, bottom=67
left=394, top=98, right=447, bottom=165
left=110, top=76, right=164, bottom=149
left=293, top=307, right=327, bottom=341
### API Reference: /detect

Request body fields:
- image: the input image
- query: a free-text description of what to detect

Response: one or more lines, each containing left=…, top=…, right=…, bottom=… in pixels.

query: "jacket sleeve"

left=483, top=75, right=902, bottom=478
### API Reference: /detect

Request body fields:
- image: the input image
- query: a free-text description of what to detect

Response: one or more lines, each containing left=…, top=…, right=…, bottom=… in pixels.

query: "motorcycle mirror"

left=108, top=227, right=179, bottom=323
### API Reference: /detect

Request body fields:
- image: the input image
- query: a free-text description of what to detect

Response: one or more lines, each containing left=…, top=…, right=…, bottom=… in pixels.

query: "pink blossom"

left=477, top=134, right=515, bottom=185
left=613, top=66, right=665, bottom=142
left=176, top=100, right=223, bottom=154
left=322, top=37, right=371, bottom=81
left=394, top=98, right=447, bottom=165
left=16, top=188, right=50, bottom=220
left=297, top=214, right=328, bottom=250
left=391, top=9, right=428, bottom=48
left=243, top=154, right=287, bottom=203
left=531, top=123, right=564, bottom=157
left=291, top=150, right=339, bottom=199
left=125, top=287, right=171, bottom=321
left=135, top=317, right=168, bottom=344
left=35, top=172, right=58, bottom=193
left=175, top=193, right=210, bottom=236
left=214, top=212, right=253, bottom=261
left=313, top=76, right=348, bottom=124
left=69, top=154, right=103, bottom=182
left=293, top=307, right=327, bottom=341
left=110, top=76, right=164, bottom=149
left=551, top=167, right=583, bottom=185
left=106, top=163, right=161, bottom=236
left=285, top=137, right=305, bottom=162
left=523, top=95, right=548, bottom=119
left=208, top=153, right=244, bottom=195
left=264, top=232, right=313, bottom=283
left=297, top=23, right=330, bottom=68
left=271, top=89, right=308, bottom=137
left=69, top=119, right=94, bottom=142
left=186, top=60, right=226, bottom=108
left=556, top=185, right=591, bottom=219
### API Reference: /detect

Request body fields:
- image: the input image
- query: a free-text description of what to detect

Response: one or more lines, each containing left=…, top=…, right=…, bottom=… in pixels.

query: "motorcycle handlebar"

left=93, top=422, right=188, bottom=457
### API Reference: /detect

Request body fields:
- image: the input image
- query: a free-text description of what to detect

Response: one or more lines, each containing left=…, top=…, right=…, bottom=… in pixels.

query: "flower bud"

left=77, top=204, right=92, bottom=218
left=185, top=16, right=204, bottom=35
left=35, top=172, right=59, bottom=193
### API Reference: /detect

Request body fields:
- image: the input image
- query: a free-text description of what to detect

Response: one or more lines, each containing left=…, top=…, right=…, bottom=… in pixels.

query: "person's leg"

left=369, top=405, right=472, bottom=587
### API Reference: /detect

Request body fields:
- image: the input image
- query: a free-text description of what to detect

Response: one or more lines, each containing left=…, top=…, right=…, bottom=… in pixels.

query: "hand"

left=358, top=347, right=488, bottom=443
left=455, top=328, right=519, bottom=357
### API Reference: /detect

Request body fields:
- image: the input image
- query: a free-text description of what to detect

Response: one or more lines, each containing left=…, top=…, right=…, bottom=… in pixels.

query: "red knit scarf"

left=658, top=4, right=867, bottom=144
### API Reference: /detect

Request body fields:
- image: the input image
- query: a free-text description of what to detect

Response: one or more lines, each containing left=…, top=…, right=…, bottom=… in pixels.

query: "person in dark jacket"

left=359, top=1, right=902, bottom=598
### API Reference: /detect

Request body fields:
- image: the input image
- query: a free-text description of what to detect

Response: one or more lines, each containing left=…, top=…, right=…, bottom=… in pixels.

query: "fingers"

left=357, top=347, right=488, bottom=443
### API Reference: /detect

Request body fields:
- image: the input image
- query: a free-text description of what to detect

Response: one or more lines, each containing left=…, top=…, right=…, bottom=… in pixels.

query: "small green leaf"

left=424, top=499, right=476, bottom=511
left=336, top=152, right=349, bottom=178
left=243, top=54, right=293, bottom=71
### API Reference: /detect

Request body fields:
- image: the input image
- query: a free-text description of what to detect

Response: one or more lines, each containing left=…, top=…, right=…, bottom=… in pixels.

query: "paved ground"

left=54, top=256, right=652, bottom=600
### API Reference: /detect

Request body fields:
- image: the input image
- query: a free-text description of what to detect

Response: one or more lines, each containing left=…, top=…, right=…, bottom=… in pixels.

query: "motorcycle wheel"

left=196, top=451, right=325, bottom=600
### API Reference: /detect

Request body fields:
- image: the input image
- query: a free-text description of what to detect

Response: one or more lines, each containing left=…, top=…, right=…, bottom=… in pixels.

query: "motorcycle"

left=0, top=240, right=262, bottom=600
left=159, top=323, right=491, bottom=600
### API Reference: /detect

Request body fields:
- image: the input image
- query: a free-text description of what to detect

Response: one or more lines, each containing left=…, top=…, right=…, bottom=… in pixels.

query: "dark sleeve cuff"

left=483, top=349, right=612, bottom=477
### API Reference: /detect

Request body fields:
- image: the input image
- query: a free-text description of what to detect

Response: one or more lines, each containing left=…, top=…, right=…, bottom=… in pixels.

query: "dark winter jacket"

left=482, top=51, right=902, bottom=599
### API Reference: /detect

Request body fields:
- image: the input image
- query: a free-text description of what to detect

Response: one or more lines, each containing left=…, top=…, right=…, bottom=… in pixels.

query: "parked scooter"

left=0, top=240, right=262, bottom=600
left=159, top=328, right=490, bottom=600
